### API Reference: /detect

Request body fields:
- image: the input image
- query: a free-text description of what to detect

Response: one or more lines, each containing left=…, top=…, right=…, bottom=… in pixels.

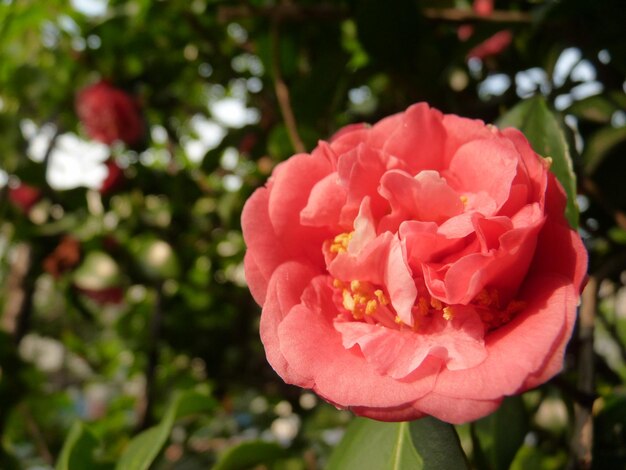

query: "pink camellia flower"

left=242, top=103, right=586, bottom=424
left=76, top=81, right=143, bottom=146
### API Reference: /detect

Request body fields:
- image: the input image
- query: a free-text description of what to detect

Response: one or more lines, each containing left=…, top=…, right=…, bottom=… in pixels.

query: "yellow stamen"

left=417, top=297, right=430, bottom=316
left=460, top=195, right=469, bottom=206
left=329, top=232, right=353, bottom=254
left=374, top=289, right=389, bottom=305
left=430, top=298, right=443, bottom=310
left=443, top=306, right=455, bottom=321
left=332, top=279, right=343, bottom=288
left=366, top=300, right=378, bottom=315
left=394, top=315, right=403, bottom=324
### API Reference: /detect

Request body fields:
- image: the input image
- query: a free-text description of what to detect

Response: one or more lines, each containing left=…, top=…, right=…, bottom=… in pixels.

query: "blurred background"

left=1, top=0, right=625, bottom=468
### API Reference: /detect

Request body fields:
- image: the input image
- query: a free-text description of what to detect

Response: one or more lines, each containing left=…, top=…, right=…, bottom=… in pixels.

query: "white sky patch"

left=209, top=97, right=260, bottom=128
left=553, top=47, right=582, bottom=88
left=183, top=115, right=227, bottom=163
left=479, top=74, right=511, bottom=98
left=70, top=0, right=108, bottom=17
left=46, top=133, right=109, bottom=190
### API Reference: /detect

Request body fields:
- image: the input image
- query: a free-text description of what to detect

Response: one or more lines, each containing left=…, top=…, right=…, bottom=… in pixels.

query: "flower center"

left=471, top=288, right=526, bottom=330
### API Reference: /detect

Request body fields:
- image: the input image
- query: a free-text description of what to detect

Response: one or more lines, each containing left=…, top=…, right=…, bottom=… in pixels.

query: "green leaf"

left=471, top=396, right=528, bottom=470
left=212, top=441, right=287, bottom=470
left=497, top=96, right=579, bottom=227
left=326, top=417, right=468, bottom=470
left=582, top=125, right=626, bottom=174
left=56, top=422, right=111, bottom=470
left=566, top=95, right=620, bottom=123
left=115, top=390, right=214, bottom=470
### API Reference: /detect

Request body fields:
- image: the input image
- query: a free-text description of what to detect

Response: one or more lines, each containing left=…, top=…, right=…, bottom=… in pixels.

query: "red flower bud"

left=99, top=159, right=124, bottom=195
left=8, top=183, right=42, bottom=213
left=467, top=30, right=513, bottom=60
left=76, top=81, right=143, bottom=146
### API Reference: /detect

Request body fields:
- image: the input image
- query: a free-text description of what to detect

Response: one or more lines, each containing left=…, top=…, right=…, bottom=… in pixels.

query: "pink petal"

left=431, top=274, right=577, bottom=400
left=400, top=221, right=467, bottom=266
left=529, top=219, right=588, bottom=291
left=379, top=170, right=464, bottom=231
left=260, top=262, right=320, bottom=387
left=335, top=305, right=485, bottom=379
left=277, top=277, right=441, bottom=408
left=382, top=103, right=447, bottom=173
left=413, top=393, right=502, bottom=424
left=300, top=173, right=347, bottom=229
left=268, top=152, right=334, bottom=267
left=447, top=138, right=519, bottom=213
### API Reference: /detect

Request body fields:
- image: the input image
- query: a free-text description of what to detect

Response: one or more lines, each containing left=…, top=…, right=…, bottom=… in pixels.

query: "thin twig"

left=20, top=403, right=54, bottom=465
left=568, top=277, right=597, bottom=470
left=270, top=22, right=306, bottom=154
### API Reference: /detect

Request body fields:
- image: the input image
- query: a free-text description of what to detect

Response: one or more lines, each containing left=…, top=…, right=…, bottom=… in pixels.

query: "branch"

left=216, top=4, right=531, bottom=24
left=421, top=7, right=532, bottom=24
left=217, top=4, right=349, bottom=24
left=270, top=22, right=306, bottom=154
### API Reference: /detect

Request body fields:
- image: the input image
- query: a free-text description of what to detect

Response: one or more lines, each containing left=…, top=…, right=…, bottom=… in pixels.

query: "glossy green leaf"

left=212, top=440, right=287, bottom=470
left=497, top=96, right=579, bottom=227
left=471, top=396, right=528, bottom=470
left=326, top=417, right=468, bottom=470
left=115, top=390, right=214, bottom=470
left=56, top=422, right=111, bottom=470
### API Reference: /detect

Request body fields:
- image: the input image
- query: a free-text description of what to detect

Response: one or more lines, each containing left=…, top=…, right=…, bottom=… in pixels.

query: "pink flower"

left=76, top=81, right=143, bottom=146
left=242, top=103, right=587, bottom=424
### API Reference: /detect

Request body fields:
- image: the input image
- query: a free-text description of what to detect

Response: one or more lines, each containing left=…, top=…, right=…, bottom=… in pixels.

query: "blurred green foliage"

left=0, top=0, right=625, bottom=468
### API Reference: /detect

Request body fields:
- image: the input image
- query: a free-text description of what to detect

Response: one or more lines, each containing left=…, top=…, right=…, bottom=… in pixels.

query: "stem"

left=568, top=277, right=597, bottom=470
left=137, top=285, right=164, bottom=431
left=270, top=21, right=306, bottom=154
left=2, top=243, right=35, bottom=343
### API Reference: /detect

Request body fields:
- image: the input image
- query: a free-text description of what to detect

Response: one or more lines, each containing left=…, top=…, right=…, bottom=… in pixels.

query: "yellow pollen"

left=394, top=315, right=403, bottom=324
left=443, top=306, right=455, bottom=321
left=417, top=297, right=430, bottom=316
left=430, top=298, right=443, bottom=310
left=374, top=289, right=389, bottom=305
left=506, top=300, right=526, bottom=315
left=460, top=195, right=469, bottom=206
left=474, top=288, right=500, bottom=309
left=544, top=156, right=553, bottom=168
left=330, top=232, right=353, bottom=254
left=342, top=289, right=355, bottom=312
left=336, top=279, right=391, bottom=320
